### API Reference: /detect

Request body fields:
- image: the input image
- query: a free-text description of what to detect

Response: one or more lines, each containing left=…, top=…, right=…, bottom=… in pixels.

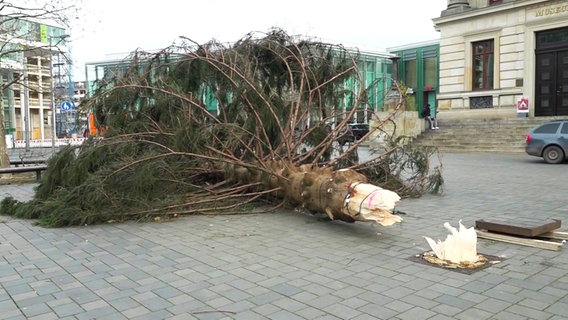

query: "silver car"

left=525, top=120, right=568, bottom=164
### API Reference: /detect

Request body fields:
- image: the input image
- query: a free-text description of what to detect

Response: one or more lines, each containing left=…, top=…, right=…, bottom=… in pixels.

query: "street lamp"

left=22, top=54, right=30, bottom=151
left=49, top=34, right=70, bottom=152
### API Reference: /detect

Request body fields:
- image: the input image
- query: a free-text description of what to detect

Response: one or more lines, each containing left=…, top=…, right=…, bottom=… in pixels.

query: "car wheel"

left=543, top=145, right=564, bottom=164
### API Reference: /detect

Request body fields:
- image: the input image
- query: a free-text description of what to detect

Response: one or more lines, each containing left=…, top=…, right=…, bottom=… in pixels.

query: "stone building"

left=434, top=0, right=568, bottom=119
left=1, top=18, right=73, bottom=142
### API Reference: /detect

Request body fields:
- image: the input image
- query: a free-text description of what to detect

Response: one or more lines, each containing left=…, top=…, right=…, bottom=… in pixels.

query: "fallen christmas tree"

left=0, top=29, right=442, bottom=227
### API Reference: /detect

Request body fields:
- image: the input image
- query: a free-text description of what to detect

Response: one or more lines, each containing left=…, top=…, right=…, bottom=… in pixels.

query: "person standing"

left=421, top=103, right=439, bottom=130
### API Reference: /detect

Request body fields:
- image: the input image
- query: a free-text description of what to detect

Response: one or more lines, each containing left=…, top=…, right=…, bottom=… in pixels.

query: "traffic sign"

left=61, top=101, right=72, bottom=111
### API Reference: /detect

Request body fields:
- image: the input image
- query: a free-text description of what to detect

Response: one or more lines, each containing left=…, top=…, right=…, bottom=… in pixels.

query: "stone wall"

left=368, top=111, right=425, bottom=150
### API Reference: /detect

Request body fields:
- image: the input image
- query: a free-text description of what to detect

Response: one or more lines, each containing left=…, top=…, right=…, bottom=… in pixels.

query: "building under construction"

left=0, top=17, right=76, bottom=146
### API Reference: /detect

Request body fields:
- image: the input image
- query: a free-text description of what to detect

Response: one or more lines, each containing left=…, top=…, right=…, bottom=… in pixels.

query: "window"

left=534, top=123, right=560, bottom=134
left=365, top=61, right=376, bottom=108
left=404, top=54, right=417, bottom=89
left=489, top=0, right=502, bottom=5
left=470, top=96, right=493, bottom=109
left=472, top=40, right=494, bottom=90
left=423, top=57, right=437, bottom=90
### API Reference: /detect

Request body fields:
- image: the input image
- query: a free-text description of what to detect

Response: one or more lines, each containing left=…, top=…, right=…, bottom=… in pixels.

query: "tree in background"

left=0, top=0, right=75, bottom=170
left=1, top=30, right=442, bottom=227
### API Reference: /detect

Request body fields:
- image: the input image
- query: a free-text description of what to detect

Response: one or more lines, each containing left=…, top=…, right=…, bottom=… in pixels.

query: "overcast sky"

left=67, top=0, right=449, bottom=80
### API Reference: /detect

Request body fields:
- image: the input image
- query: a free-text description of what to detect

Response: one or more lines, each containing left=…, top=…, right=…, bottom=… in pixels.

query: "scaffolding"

left=52, top=47, right=77, bottom=137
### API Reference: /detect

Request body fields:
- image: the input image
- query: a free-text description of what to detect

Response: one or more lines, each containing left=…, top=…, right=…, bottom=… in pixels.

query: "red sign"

left=517, top=97, right=529, bottom=113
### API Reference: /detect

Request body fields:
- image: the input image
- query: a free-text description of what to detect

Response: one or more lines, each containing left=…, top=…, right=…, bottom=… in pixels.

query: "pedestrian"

left=421, top=103, right=439, bottom=130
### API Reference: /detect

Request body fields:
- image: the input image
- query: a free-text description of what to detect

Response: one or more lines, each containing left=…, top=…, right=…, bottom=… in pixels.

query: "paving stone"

left=13, top=294, right=54, bottom=308
left=382, top=286, right=416, bottom=300
left=313, top=315, right=344, bottom=320
left=251, top=303, right=282, bottom=316
left=129, top=309, right=173, bottom=320
left=3, top=309, right=26, bottom=320
left=4, top=283, right=33, bottom=296
left=26, top=311, right=60, bottom=320
left=539, top=285, right=568, bottom=299
left=545, top=301, right=568, bottom=317
left=217, top=299, right=255, bottom=313
left=507, top=304, right=553, bottom=319
left=167, top=298, right=207, bottom=315
left=74, top=306, right=120, bottom=320
left=434, top=294, right=477, bottom=310
left=266, top=309, right=306, bottom=320
left=205, top=296, right=234, bottom=309
left=2, top=152, right=568, bottom=319
left=122, top=305, right=151, bottom=319
left=270, top=283, right=303, bottom=297
left=517, top=297, right=552, bottom=311
left=385, top=299, right=414, bottom=312
left=247, top=291, right=285, bottom=305
left=490, top=310, right=531, bottom=320
left=358, top=303, right=399, bottom=319
left=458, top=292, right=488, bottom=304
left=81, top=299, right=110, bottom=311
left=107, top=296, right=140, bottom=312
left=271, top=297, right=307, bottom=312
left=430, top=303, right=463, bottom=317
left=51, top=302, right=85, bottom=318
left=19, top=302, right=52, bottom=318
left=428, top=314, right=463, bottom=320
left=396, top=306, right=437, bottom=320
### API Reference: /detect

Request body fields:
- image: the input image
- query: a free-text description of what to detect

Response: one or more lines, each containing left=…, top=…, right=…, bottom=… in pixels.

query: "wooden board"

left=476, top=230, right=563, bottom=251
left=539, top=231, right=568, bottom=240
left=475, top=218, right=561, bottom=237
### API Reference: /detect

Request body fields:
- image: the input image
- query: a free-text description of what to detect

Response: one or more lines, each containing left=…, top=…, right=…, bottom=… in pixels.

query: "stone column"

left=442, top=0, right=471, bottom=16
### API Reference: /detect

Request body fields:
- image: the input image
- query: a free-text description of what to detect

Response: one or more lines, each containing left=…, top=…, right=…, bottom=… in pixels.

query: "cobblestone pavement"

left=0, top=152, right=567, bottom=319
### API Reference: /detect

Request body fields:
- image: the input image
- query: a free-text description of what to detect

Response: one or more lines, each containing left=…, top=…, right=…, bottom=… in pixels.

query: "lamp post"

left=22, top=54, right=30, bottom=151
left=49, top=36, right=56, bottom=151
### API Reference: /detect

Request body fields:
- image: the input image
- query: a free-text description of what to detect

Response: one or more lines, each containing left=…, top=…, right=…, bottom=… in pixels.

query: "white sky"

left=66, top=0, right=449, bottom=80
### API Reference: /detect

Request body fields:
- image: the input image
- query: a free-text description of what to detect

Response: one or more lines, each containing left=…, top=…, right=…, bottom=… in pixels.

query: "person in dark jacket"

left=422, top=104, right=439, bottom=130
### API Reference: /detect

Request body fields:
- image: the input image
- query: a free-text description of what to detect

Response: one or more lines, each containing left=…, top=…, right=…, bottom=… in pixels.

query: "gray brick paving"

left=0, top=152, right=567, bottom=319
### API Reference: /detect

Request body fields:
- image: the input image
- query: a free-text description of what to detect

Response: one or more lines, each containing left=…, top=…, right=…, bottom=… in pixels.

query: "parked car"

left=525, top=120, right=568, bottom=164
left=337, top=124, right=370, bottom=144
left=349, top=123, right=370, bottom=141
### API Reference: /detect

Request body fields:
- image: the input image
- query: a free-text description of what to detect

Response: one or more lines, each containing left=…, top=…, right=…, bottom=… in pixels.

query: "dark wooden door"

left=535, top=50, right=568, bottom=116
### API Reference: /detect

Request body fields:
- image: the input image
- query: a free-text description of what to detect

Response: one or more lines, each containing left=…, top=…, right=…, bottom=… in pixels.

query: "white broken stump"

left=424, top=220, right=479, bottom=264
left=342, top=183, right=402, bottom=226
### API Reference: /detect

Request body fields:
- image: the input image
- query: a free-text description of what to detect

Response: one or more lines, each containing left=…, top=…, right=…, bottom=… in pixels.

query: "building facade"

left=1, top=17, right=74, bottom=142
left=434, top=0, right=568, bottom=119
left=389, top=40, right=440, bottom=115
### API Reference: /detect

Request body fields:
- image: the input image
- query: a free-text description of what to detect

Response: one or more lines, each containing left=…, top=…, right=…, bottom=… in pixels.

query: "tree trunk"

left=240, top=160, right=403, bottom=226
left=0, top=89, right=10, bottom=169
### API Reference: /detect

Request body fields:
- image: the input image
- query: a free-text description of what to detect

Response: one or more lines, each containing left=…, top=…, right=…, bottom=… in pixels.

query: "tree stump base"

left=409, top=252, right=502, bottom=274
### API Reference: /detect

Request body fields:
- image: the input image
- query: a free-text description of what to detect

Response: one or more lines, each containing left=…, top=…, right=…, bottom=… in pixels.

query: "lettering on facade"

left=535, top=4, right=568, bottom=17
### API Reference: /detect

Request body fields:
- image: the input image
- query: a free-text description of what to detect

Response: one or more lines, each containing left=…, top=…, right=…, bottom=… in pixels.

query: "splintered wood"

left=342, top=182, right=402, bottom=226
left=475, top=218, right=564, bottom=251
left=424, top=221, right=479, bottom=264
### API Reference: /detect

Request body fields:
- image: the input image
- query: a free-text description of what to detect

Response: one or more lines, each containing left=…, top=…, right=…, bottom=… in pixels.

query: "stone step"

left=419, top=144, right=526, bottom=151
left=411, top=117, right=547, bottom=153
left=418, top=135, right=527, bottom=143
left=420, top=144, right=525, bottom=153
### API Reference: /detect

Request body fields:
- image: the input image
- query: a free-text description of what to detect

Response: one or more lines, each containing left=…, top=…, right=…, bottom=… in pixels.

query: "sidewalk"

left=0, top=152, right=566, bottom=319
